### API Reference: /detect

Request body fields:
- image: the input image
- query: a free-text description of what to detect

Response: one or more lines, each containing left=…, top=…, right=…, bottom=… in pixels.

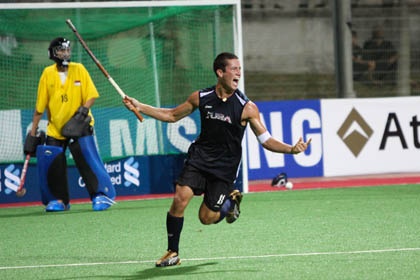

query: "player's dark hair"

left=213, top=52, right=238, bottom=77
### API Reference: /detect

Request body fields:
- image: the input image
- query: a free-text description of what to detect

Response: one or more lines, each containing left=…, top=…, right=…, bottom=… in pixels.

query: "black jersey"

left=186, top=86, right=249, bottom=183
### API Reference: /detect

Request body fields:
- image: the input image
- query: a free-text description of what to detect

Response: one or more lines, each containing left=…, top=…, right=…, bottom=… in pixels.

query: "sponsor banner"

left=321, top=96, right=420, bottom=176
left=0, top=160, right=42, bottom=203
left=2, top=108, right=200, bottom=162
left=0, top=155, right=185, bottom=204
left=1, top=101, right=323, bottom=185
left=93, top=108, right=200, bottom=158
left=247, top=100, right=323, bottom=180
left=4, top=96, right=419, bottom=203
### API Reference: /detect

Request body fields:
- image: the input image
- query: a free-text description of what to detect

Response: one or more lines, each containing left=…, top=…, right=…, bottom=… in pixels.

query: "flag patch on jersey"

left=74, top=81, right=81, bottom=86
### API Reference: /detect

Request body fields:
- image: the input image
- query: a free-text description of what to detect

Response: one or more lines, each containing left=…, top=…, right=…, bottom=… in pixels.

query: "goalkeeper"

left=25, top=37, right=116, bottom=212
left=124, top=52, right=311, bottom=267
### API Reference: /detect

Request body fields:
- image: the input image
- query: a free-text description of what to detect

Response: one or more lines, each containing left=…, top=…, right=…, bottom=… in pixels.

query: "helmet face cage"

left=48, top=37, right=71, bottom=66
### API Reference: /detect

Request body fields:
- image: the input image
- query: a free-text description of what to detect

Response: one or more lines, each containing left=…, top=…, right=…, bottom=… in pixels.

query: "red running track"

left=250, top=173, right=420, bottom=192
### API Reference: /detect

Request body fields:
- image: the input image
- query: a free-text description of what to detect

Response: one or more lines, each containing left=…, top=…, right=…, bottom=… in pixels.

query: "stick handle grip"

left=123, top=96, right=144, bottom=122
left=17, top=154, right=30, bottom=191
left=108, top=77, right=144, bottom=122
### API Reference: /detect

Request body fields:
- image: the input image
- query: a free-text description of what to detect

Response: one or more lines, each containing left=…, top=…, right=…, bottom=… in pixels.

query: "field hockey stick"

left=16, top=154, right=30, bottom=197
left=65, top=19, right=144, bottom=122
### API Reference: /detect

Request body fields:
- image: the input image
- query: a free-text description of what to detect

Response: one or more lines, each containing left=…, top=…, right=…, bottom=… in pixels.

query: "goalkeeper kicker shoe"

left=226, top=190, right=242, bottom=224
left=155, top=250, right=181, bottom=267
left=92, top=195, right=115, bottom=211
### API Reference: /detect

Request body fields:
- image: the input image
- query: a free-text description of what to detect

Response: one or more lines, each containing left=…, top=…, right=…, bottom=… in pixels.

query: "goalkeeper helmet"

left=48, top=37, right=71, bottom=67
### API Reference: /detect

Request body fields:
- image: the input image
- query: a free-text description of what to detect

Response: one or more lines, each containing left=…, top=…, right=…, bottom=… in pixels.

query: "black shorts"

left=176, top=164, right=234, bottom=212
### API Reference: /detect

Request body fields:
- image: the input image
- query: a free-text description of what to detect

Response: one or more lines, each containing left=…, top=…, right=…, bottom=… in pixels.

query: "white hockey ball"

left=285, top=181, right=293, bottom=190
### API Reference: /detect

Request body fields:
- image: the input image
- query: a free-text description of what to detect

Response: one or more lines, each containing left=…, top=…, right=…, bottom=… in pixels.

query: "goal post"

left=0, top=0, right=248, bottom=192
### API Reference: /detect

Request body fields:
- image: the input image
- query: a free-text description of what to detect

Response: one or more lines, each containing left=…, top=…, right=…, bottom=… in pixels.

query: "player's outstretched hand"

left=123, top=96, right=139, bottom=111
left=123, top=96, right=145, bottom=122
left=290, top=137, right=311, bottom=154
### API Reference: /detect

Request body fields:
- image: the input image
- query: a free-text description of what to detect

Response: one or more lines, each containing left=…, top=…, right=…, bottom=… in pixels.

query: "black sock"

left=166, top=212, right=184, bottom=253
left=215, top=198, right=232, bottom=223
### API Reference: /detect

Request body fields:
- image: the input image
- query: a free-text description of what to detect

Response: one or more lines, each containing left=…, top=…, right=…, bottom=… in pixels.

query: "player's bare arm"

left=124, top=91, right=199, bottom=123
left=243, top=101, right=311, bottom=154
left=30, top=111, right=44, bottom=136
left=83, top=98, right=96, bottom=109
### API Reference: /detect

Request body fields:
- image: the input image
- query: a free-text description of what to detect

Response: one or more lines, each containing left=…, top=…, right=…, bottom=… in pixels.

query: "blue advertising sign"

left=0, top=154, right=186, bottom=205
left=0, top=99, right=323, bottom=205
left=246, top=100, right=323, bottom=180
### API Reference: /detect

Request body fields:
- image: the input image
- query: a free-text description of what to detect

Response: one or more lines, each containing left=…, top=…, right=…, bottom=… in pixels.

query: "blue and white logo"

left=123, top=157, right=140, bottom=187
left=4, top=164, right=20, bottom=194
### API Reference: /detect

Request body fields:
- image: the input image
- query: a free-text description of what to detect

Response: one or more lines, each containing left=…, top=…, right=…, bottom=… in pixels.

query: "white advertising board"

left=322, top=96, right=420, bottom=176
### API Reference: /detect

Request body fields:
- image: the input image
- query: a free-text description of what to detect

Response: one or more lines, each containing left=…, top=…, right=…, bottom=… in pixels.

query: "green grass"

left=1, top=185, right=419, bottom=279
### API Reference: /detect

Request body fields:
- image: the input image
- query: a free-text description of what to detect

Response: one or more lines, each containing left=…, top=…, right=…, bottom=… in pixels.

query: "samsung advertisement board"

left=1, top=96, right=419, bottom=204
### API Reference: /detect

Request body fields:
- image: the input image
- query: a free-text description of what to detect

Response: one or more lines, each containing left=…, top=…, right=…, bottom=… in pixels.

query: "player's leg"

left=157, top=163, right=204, bottom=267
left=211, top=190, right=242, bottom=224
left=201, top=178, right=242, bottom=224
left=69, top=135, right=116, bottom=211
left=36, top=137, right=70, bottom=212
left=156, top=184, right=194, bottom=267
left=198, top=202, right=221, bottom=224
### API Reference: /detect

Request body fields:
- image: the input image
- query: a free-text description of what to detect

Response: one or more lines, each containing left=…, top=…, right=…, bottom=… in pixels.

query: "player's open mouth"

left=233, top=78, right=239, bottom=87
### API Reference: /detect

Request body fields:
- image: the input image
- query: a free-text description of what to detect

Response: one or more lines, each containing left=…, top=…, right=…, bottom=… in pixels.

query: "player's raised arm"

left=124, top=91, right=199, bottom=123
left=243, top=101, right=311, bottom=154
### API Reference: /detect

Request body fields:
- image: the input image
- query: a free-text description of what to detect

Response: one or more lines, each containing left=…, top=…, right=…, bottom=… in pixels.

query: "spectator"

left=352, top=30, right=377, bottom=84
left=363, top=25, right=399, bottom=85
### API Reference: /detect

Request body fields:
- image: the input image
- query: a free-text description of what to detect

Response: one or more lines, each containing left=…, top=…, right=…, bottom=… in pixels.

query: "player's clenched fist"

left=290, top=137, right=312, bottom=154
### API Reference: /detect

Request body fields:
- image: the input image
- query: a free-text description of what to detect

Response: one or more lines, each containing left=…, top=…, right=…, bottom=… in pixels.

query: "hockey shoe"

left=155, top=250, right=181, bottom=267
left=226, top=190, right=242, bottom=224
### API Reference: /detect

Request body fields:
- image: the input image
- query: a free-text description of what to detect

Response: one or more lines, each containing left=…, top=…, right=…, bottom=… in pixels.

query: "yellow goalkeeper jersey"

left=35, top=62, right=99, bottom=140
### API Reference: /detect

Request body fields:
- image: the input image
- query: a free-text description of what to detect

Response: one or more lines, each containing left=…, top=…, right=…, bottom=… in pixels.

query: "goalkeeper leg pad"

left=36, top=145, right=70, bottom=206
left=69, top=136, right=116, bottom=201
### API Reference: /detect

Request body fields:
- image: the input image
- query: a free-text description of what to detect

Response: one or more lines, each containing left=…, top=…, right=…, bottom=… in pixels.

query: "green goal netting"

left=0, top=1, right=243, bottom=163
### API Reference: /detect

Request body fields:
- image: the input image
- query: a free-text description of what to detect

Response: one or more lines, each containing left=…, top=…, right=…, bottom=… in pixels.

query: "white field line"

left=1, top=247, right=419, bottom=271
